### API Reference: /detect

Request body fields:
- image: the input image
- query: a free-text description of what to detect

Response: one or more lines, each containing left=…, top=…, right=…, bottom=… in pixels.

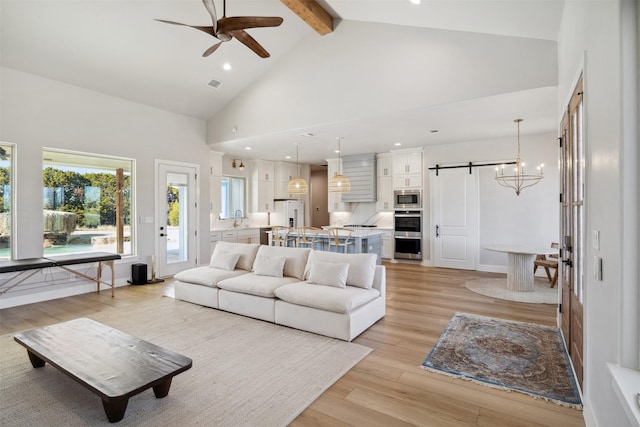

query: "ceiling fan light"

left=287, top=177, right=308, bottom=194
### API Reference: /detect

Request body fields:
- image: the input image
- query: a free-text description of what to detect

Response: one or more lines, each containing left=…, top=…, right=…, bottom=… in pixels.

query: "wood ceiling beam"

left=280, top=0, right=333, bottom=35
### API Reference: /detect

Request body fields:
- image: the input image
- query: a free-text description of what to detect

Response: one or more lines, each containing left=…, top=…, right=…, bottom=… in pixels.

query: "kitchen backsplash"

left=330, top=203, right=393, bottom=228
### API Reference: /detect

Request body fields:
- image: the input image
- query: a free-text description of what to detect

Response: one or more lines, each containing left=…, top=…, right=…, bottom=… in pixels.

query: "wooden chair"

left=533, top=242, right=559, bottom=287
left=271, top=226, right=294, bottom=247
left=328, top=227, right=354, bottom=253
left=296, top=226, right=324, bottom=250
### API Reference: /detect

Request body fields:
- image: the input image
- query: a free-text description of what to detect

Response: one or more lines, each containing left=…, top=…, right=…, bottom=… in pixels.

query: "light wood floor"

left=0, top=262, right=585, bottom=427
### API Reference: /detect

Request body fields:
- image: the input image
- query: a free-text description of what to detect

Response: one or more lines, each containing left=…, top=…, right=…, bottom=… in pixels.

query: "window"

left=0, top=144, right=13, bottom=260
left=220, top=176, right=245, bottom=219
left=42, top=149, right=134, bottom=256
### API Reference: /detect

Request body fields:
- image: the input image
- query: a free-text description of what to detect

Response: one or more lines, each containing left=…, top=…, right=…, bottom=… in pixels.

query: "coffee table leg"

left=102, top=397, right=129, bottom=423
left=26, top=350, right=46, bottom=368
left=152, top=377, right=173, bottom=398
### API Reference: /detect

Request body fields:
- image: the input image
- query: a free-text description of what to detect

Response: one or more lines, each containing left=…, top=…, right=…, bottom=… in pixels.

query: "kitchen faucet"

left=233, top=209, right=243, bottom=228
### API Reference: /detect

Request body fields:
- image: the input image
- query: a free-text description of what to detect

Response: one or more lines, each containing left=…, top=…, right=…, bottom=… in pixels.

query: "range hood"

left=340, top=153, right=377, bottom=202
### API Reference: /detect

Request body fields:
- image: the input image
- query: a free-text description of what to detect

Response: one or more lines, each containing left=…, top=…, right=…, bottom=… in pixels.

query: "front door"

left=156, top=161, right=198, bottom=278
left=560, top=76, right=584, bottom=388
left=431, top=167, right=478, bottom=270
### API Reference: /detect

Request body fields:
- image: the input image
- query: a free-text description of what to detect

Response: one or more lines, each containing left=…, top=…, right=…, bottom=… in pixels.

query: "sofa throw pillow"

left=253, top=255, right=286, bottom=278
left=308, top=261, right=349, bottom=288
left=304, top=251, right=377, bottom=289
left=209, top=251, right=241, bottom=271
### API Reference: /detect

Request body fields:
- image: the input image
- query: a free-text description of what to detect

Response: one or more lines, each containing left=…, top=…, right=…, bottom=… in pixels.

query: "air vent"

left=207, top=78, right=223, bottom=89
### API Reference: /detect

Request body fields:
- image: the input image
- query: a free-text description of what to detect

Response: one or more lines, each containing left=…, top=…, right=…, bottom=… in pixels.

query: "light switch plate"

left=594, top=256, right=603, bottom=281
left=592, top=229, right=600, bottom=250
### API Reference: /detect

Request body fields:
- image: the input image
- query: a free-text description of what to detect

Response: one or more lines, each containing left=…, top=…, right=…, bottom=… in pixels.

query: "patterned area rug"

left=421, top=312, right=582, bottom=409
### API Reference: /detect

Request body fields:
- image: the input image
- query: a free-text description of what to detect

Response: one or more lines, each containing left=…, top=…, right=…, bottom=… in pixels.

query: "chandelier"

left=328, top=137, right=351, bottom=193
left=495, top=119, right=544, bottom=196
left=287, top=143, right=308, bottom=195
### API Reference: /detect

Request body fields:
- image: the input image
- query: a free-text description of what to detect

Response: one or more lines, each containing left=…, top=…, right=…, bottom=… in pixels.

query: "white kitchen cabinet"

left=214, top=228, right=260, bottom=247
left=376, top=175, right=393, bottom=211
left=393, top=174, right=423, bottom=189
left=274, top=161, right=299, bottom=199
left=326, top=158, right=348, bottom=212
left=250, top=160, right=275, bottom=213
left=237, top=228, right=260, bottom=244
left=380, top=230, right=394, bottom=259
left=392, top=149, right=422, bottom=189
left=253, top=160, right=274, bottom=182
left=222, top=230, right=238, bottom=242
left=376, top=153, right=393, bottom=177
left=210, top=231, right=222, bottom=254
left=209, top=151, right=223, bottom=177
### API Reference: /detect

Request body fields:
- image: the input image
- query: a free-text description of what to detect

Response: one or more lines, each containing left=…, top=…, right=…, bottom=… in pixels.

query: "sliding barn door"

left=431, top=168, right=478, bottom=270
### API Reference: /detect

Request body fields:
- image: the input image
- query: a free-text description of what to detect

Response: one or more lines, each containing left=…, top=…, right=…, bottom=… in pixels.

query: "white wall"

left=423, top=133, right=559, bottom=268
left=0, top=67, right=211, bottom=308
left=207, top=20, right=557, bottom=144
left=557, top=1, right=638, bottom=426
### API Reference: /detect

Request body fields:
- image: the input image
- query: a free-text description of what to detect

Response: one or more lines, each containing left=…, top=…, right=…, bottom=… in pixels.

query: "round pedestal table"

left=485, top=245, right=559, bottom=292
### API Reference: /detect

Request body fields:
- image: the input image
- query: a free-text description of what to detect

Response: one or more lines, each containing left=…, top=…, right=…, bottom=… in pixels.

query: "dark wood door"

left=560, top=76, right=584, bottom=388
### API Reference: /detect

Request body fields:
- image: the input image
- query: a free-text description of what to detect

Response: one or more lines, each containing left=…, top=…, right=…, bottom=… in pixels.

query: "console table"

left=0, top=252, right=121, bottom=297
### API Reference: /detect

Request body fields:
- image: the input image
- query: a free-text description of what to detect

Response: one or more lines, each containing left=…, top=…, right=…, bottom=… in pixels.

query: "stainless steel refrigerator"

left=272, top=200, right=304, bottom=228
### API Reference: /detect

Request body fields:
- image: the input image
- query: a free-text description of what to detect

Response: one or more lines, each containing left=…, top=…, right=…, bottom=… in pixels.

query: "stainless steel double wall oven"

left=394, top=210, right=422, bottom=260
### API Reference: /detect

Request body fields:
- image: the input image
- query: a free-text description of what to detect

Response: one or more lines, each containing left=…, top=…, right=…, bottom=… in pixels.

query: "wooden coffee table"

left=14, top=318, right=192, bottom=423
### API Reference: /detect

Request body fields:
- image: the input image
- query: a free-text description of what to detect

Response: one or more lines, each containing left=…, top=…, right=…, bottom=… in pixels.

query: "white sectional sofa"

left=173, top=241, right=386, bottom=341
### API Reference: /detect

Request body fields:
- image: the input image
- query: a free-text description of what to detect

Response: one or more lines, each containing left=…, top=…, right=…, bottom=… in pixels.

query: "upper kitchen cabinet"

left=253, top=159, right=274, bottom=182
left=327, top=158, right=348, bottom=212
left=392, top=148, right=423, bottom=189
left=250, top=160, right=275, bottom=212
left=377, top=153, right=393, bottom=177
left=376, top=153, right=393, bottom=211
left=274, top=161, right=299, bottom=199
left=341, top=154, right=377, bottom=203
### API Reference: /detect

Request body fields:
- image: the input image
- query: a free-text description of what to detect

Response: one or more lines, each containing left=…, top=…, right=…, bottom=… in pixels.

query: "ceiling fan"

left=155, top=0, right=283, bottom=58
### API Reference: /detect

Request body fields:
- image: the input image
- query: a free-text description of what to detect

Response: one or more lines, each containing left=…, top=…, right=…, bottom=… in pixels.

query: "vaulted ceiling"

left=0, top=0, right=565, bottom=164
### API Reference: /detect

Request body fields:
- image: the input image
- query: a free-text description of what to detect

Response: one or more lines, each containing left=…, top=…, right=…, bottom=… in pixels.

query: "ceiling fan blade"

left=230, top=30, right=270, bottom=58
left=203, top=42, right=223, bottom=57
left=201, top=0, right=218, bottom=34
left=218, top=16, right=284, bottom=33
left=154, top=19, right=215, bottom=37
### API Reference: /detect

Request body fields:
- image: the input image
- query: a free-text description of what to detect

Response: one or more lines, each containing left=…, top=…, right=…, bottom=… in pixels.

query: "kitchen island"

left=268, top=229, right=384, bottom=264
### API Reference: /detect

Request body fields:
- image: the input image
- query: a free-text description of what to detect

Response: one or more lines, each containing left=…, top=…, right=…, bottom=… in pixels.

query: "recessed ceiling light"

left=394, top=142, right=402, bottom=146
left=285, top=155, right=291, bottom=159
left=410, top=0, right=421, bottom=4
left=222, top=63, right=232, bottom=71
left=245, top=147, right=252, bottom=150
left=334, top=149, right=340, bottom=153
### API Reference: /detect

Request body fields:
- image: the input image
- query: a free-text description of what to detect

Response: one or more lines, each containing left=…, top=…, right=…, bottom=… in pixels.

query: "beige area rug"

left=465, top=277, right=559, bottom=304
left=0, top=297, right=371, bottom=426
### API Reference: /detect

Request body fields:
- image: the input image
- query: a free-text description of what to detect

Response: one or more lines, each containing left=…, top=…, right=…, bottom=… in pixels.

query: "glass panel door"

left=156, top=161, right=197, bottom=277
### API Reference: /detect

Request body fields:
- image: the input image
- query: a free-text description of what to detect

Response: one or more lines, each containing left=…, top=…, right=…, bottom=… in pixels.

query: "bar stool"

left=297, top=226, right=324, bottom=250
left=328, top=227, right=354, bottom=253
left=271, top=226, right=293, bottom=247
